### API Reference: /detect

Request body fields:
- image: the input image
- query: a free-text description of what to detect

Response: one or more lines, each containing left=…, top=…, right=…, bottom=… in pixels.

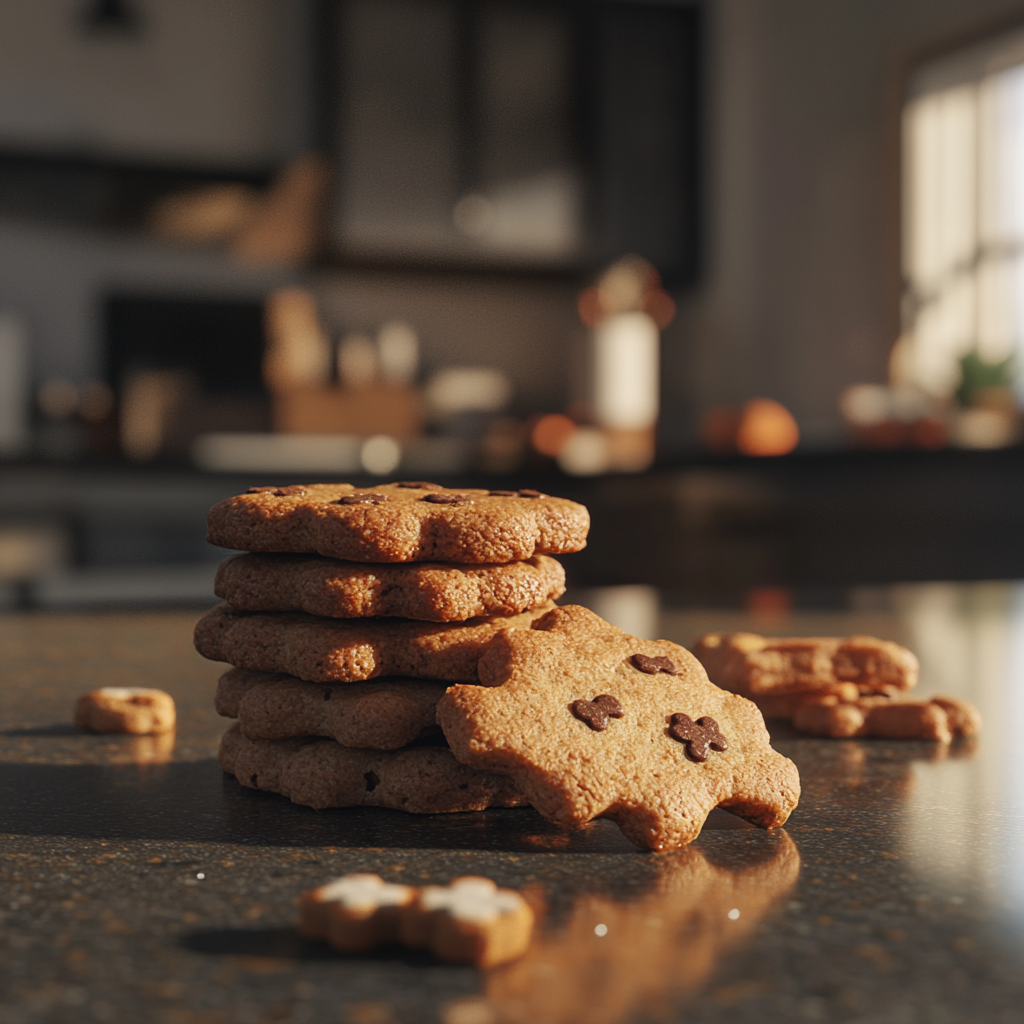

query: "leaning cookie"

left=399, top=876, right=534, bottom=969
left=215, top=552, right=566, bottom=622
left=693, top=632, right=919, bottom=708
left=195, top=603, right=554, bottom=683
left=218, top=724, right=526, bottom=812
left=74, top=688, right=176, bottom=735
left=299, top=874, right=417, bottom=951
left=790, top=694, right=982, bottom=742
left=207, top=482, right=589, bottom=564
left=215, top=668, right=445, bottom=750
left=437, top=606, right=800, bottom=851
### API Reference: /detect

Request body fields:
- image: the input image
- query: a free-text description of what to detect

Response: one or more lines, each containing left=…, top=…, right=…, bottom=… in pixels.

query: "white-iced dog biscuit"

left=400, top=876, right=534, bottom=969
left=74, top=688, right=176, bottom=735
left=299, top=874, right=416, bottom=952
left=298, top=874, right=534, bottom=967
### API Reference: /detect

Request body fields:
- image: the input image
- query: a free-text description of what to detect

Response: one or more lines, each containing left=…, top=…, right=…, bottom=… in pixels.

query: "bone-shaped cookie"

left=790, top=693, right=981, bottom=741
left=299, top=874, right=534, bottom=967
left=437, top=605, right=800, bottom=850
left=693, top=631, right=919, bottom=708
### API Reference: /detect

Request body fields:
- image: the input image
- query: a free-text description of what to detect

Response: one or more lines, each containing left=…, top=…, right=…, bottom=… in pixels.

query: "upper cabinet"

left=0, top=0, right=700, bottom=281
left=327, top=0, right=700, bottom=281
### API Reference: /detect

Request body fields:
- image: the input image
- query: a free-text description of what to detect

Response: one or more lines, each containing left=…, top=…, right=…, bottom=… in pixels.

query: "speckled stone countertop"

left=2, top=585, right=1023, bottom=1024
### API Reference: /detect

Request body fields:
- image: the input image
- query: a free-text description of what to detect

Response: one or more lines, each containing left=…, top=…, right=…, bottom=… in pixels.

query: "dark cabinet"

left=325, top=0, right=700, bottom=281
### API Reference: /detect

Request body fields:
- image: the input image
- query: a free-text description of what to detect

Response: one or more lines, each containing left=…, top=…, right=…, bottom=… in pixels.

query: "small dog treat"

left=299, top=874, right=416, bottom=951
left=218, top=723, right=526, bottom=812
left=195, top=603, right=555, bottom=683
left=207, top=482, right=590, bottom=564
left=73, top=688, right=176, bottom=735
left=214, top=552, right=566, bottom=622
left=400, top=876, right=534, bottom=968
left=214, top=668, right=446, bottom=749
left=436, top=606, right=800, bottom=851
left=693, top=632, right=919, bottom=708
left=790, top=693, right=982, bottom=742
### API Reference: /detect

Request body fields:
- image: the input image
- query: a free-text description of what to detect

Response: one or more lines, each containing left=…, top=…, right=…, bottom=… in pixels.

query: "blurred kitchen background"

left=4, top=0, right=1024, bottom=615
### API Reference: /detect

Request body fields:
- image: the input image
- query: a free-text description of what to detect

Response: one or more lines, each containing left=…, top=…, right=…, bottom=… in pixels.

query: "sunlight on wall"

left=903, top=31, right=1024, bottom=404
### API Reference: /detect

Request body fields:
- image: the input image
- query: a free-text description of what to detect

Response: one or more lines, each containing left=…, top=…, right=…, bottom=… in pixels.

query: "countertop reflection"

left=1, top=583, right=1023, bottom=1024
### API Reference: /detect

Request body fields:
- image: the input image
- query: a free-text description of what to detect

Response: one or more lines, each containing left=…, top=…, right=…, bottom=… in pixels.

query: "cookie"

left=195, top=603, right=555, bottom=683
left=399, top=876, right=534, bottom=968
left=299, top=874, right=416, bottom=951
left=218, top=723, right=526, bottom=812
left=206, top=482, right=589, bottom=563
left=74, top=688, right=176, bottom=735
left=215, top=667, right=445, bottom=749
left=436, top=606, right=801, bottom=850
left=299, top=874, right=534, bottom=967
left=693, top=632, right=918, bottom=712
left=215, top=552, right=566, bottom=622
left=790, top=693, right=982, bottom=742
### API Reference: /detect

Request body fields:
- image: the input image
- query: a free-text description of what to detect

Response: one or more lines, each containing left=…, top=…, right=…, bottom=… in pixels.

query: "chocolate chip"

left=570, top=694, right=625, bottom=731
left=395, top=481, right=443, bottom=490
left=247, top=485, right=307, bottom=496
left=489, top=489, right=517, bottom=496
left=517, top=488, right=544, bottom=498
left=364, top=771, right=380, bottom=791
left=668, top=713, right=728, bottom=762
left=630, top=653, right=681, bottom=675
left=337, top=493, right=389, bottom=505
left=420, top=493, right=474, bottom=505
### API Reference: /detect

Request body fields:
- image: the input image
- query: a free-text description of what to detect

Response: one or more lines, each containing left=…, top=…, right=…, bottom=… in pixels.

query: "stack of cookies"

left=194, top=481, right=590, bottom=816
left=195, top=480, right=805, bottom=852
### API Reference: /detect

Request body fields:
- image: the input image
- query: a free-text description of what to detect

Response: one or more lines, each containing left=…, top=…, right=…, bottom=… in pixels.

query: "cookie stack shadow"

left=194, top=480, right=586, bottom=817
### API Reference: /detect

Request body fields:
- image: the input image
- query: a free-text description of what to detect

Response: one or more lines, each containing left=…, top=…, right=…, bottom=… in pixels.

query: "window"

left=902, top=27, right=1024, bottom=401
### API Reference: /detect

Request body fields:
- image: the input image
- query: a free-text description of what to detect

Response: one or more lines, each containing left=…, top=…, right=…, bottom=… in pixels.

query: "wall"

left=9, top=0, right=1024, bottom=450
left=661, top=0, right=1024, bottom=455
left=0, top=0, right=311, bottom=170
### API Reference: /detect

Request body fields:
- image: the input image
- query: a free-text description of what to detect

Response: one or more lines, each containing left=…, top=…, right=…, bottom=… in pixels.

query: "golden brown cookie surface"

left=214, top=552, right=566, bottom=621
left=215, top=668, right=445, bottom=749
left=217, top=723, right=526, bottom=812
left=207, top=482, right=589, bottom=564
left=194, top=602, right=554, bottom=683
left=436, top=606, right=801, bottom=851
